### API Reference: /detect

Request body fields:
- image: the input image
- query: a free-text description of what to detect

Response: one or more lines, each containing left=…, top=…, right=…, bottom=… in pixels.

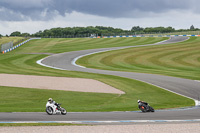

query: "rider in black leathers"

left=138, top=100, right=149, bottom=110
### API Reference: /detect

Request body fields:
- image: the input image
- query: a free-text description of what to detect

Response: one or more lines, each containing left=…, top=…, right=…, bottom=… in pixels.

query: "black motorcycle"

left=138, top=103, right=154, bottom=112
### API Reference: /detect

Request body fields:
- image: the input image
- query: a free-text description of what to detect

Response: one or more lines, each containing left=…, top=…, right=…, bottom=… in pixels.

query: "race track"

left=1, top=107, right=200, bottom=124
left=40, top=36, right=200, bottom=102
left=1, top=36, right=200, bottom=124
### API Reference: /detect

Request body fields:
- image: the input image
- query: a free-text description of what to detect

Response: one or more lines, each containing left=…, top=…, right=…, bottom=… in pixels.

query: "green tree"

left=21, top=33, right=30, bottom=37
left=144, top=26, right=175, bottom=33
left=190, top=25, right=195, bottom=30
left=33, top=30, right=43, bottom=37
left=131, top=26, right=144, bottom=32
left=10, top=31, right=21, bottom=36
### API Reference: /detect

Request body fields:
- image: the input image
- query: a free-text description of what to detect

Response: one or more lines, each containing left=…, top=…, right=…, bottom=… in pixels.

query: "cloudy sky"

left=0, top=0, right=200, bottom=35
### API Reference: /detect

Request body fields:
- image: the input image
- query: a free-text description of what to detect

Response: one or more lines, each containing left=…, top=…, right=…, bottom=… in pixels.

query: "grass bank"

left=0, top=37, right=194, bottom=112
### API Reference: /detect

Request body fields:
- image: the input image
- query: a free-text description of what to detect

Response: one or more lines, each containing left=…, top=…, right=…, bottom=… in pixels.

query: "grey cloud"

left=0, top=7, right=29, bottom=21
left=0, top=0, right=199, bottom=21
left=50, top=0, right=198, bottom=17
left=0, top=0, right=52, bottom=8
left=0, top=0, right=53, bottom=20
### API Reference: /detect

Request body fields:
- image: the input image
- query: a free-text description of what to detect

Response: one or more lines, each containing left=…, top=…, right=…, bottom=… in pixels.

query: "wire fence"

left=0, top=38, right=29, bottom=52
left=1, top=41, right=13, bottom=52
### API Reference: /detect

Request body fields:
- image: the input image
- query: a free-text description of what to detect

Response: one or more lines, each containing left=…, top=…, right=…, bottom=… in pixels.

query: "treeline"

left=34, top=26, right=126, bottom=37
left=6, top=25, right=200, bottom=38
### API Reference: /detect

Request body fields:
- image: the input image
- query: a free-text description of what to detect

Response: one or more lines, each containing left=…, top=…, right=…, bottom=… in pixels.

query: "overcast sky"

left=0, top=0, right=200, bottom=35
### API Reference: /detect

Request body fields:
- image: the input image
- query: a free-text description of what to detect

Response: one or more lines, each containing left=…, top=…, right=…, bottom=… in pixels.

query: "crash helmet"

left=137, top=100, right=141, bottom=103
left=48, top=98, right=53, bottom=103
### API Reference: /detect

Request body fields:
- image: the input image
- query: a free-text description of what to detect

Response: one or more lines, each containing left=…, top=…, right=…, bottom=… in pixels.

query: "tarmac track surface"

left=1, top=36, right=200, bottom=124
left=1, top=107, right=200, bottom=124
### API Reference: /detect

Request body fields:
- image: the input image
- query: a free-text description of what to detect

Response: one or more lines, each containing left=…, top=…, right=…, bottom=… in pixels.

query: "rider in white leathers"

left=46, top=98, right=59, bottom=114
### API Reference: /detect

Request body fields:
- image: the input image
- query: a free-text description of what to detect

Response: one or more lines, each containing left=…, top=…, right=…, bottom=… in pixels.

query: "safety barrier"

left=2, top=38, right=41, bottom=54
left=90, top=35, right=200, bottom=38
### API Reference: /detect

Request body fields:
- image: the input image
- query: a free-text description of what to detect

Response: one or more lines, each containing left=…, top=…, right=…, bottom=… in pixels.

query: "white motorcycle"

left=46, top=102, right=67, bottom=115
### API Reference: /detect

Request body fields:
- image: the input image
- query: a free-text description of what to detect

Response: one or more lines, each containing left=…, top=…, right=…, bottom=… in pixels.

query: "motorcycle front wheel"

left=61, top=108, right=67, bottom=115
left=149, top=106, right=155, bottom=112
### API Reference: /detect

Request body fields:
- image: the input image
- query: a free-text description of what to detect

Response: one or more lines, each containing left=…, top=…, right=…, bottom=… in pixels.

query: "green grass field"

left=10, top=37, right=168, bottom=53
left=77, top=37, right=200, bottom=80
left=0, top=37, right=194, bottom=112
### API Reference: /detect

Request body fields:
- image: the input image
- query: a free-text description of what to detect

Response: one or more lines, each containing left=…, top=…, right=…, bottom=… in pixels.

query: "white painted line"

left=154, top=37, right=172, bottom=44
left=71, top=50, right=111, bottom=68
left=131, top=78, right=199, bottom=106
left=36, top=58, right=67, bottom=71
left=2, top=119, right=200, bottom=124
left=195, top=80, right=200, bottom=83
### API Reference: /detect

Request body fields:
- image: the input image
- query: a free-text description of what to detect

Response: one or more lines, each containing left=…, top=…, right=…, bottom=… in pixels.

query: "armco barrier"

left=2, top=38, right=41, bottom=54
left=90, top=35, right=200, bottom=38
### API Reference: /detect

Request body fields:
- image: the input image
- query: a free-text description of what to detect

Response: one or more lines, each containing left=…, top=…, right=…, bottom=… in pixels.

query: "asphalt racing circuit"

left=1, top=36, right=200, bottom=124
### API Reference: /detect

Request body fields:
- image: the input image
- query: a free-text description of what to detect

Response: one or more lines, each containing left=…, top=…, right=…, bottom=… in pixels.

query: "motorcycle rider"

left=47, top=98, right=60, bottom=109
left=137, top=100, right=149, bottom=110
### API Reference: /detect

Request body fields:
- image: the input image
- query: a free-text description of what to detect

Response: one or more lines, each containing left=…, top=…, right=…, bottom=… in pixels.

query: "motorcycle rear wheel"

left=46, top=106, right=53, bottom=115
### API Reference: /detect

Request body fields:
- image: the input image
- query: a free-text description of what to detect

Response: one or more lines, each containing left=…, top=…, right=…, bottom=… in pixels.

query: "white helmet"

left=137, top=100, right=141, bottom=103
left=48, top=98, right=53, bottom=103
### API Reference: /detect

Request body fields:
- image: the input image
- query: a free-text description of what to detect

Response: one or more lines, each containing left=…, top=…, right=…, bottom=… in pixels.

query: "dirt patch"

left=0, top=74, right=125, bottom=94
